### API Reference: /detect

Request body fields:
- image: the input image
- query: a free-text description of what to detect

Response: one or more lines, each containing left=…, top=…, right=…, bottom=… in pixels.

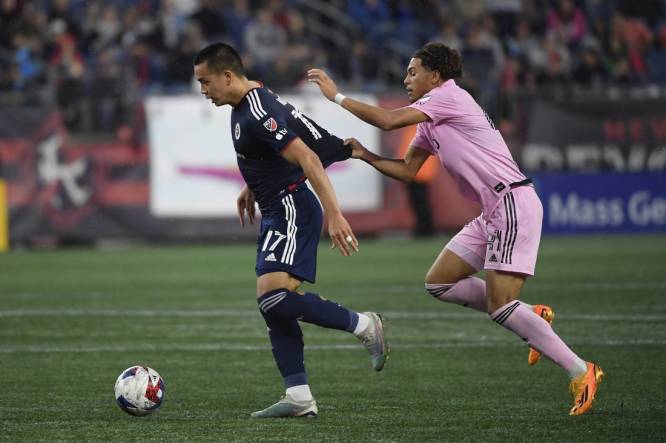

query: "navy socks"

left=258, top=289, right=359, bottom=332
left=257, top=289, right=360, bottom=388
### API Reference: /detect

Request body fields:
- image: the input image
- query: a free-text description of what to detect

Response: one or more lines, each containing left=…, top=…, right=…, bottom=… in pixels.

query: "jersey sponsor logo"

left=416, top=95, right=432, bottom=105
left=276, top=128, right=288, bottom=140
left=263, top=117, right=278, bottom=132
left=234, top=123, right=241, bottom=140
left=494, top=182, right=506, bottom=193
left=264, top=252, right=277, bottom=262
left=488, top=254, right=498, bottom=263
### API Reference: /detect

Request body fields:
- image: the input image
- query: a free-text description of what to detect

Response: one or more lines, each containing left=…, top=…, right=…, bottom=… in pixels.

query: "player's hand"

left=344, top=138, right=368, bottom=160
left=236, top=185, right=256, bottom=227
left=327, top=212, right=359, bottom=257
left=306, top=68, right=338, bottom=102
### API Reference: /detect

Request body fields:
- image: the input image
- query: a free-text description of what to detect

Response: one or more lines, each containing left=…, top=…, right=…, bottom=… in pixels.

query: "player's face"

left=194, top=62, right=233, bottom=106
left=403, top=58, right=436, bottom=103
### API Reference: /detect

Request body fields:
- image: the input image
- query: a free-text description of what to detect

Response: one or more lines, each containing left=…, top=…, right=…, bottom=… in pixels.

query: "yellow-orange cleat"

left=569, top=362, right=604, bottom=416
left=528, top=305, right=555, bottom=366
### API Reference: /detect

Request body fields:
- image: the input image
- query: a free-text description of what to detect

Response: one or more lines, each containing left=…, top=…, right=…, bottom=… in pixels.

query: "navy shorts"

left=255, top=186, right=323, bottom=283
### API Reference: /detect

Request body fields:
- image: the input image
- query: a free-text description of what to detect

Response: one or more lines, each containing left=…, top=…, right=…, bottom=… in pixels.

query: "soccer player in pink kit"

left=308, top=42, right=603, bottom=416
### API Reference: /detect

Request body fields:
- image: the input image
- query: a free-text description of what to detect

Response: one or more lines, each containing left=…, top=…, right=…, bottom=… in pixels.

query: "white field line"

left=0, top=339, right=665, bottom=354
left=4, top=281, right=666, bottom=301
left=0, top=308, right=665, bottom=321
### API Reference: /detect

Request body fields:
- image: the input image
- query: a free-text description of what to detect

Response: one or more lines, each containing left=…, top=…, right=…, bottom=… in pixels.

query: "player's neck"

left=233, top=79, right=262, bottom=106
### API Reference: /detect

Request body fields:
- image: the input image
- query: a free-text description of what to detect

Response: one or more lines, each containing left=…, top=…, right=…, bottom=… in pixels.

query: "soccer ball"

left=114, top=366, right=166, bottom=416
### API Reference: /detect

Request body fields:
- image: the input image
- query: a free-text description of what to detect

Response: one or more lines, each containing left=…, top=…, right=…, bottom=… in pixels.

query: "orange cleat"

left=528, top=305, right=555, bottom=366
left=569, top=362, right=604, bottom=416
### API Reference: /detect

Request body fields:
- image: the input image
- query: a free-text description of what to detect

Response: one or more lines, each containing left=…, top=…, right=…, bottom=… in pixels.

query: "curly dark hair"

left=413, top=42, right=463, bottom=80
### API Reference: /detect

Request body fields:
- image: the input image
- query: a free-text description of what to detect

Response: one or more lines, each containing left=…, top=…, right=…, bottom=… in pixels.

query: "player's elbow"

left=403, top=171, right=417, bottom=183
left=401, top=165, right=419, bottom=183
left=378, top=117, right=399, bottom=131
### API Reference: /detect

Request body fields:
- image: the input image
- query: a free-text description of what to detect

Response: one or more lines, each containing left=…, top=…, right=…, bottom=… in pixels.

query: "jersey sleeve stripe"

left=247, top=92, right=263, bottom=120
left=251, top=90, right=268, bottom=116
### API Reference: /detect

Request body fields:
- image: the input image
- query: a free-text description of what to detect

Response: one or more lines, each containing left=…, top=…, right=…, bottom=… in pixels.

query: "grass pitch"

left=1, top=234, right=665, bottom=442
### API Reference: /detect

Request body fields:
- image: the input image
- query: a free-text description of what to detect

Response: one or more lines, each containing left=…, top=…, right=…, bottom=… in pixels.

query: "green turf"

left=1, top=235, right=665, bottom=442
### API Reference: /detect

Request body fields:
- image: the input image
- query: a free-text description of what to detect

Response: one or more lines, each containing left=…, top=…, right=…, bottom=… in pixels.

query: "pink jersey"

left=409, top=79, right=526, bottom=216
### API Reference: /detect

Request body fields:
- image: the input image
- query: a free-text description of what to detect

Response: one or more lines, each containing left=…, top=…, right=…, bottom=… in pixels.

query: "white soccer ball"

left=114, top=366, right=166, bottom=416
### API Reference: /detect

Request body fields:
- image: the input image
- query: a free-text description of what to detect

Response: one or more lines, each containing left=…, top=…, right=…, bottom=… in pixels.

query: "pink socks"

left=491, top=301, right=587, bottom=378
left=426, top=277, right=487, bottom=312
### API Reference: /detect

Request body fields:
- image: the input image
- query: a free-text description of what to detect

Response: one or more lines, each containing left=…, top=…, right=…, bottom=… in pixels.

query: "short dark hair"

left=193, top=42, right=245, bottom=76
left=413, top=42, right=462, bottom=80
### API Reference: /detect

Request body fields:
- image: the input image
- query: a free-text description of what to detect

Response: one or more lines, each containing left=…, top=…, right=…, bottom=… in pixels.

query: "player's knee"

left=257, top=288, right=291, bottom=315
left=424, top=282, right=455, bottom=299
left=425, top=268, right=460, bottom=286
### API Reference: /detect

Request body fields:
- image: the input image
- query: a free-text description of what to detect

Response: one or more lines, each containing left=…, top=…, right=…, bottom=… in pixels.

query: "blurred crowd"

left=1, top=0, right=665, bottom=133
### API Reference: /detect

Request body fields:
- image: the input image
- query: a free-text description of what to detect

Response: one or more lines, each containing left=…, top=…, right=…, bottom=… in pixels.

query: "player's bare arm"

left=307, top=69, right=428, bottom=130
left=281, top=138, right=359, bottom=256
left=236, top=184, right=256, bottom=227
left=344, top=138, right=430, bottom=183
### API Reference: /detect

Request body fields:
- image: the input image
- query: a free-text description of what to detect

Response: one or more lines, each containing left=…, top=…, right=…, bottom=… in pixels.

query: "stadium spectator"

left=0, top=0, right=20, bottom=60
left=189, top=0, right=226, bottom=41
left=49, top=32, right=85, bottom=128
left=335, top=37, right=380, bottom=91
left=346, top=0, right=392, bottom=44
left=484, top=0, right=523, bottom=38
left=1, top=0, right=665, bottom=133
left=547, top=0, right=589, bottom=50
left=647, top=24, right=666, bottom=82
left=243, top=7, right=286, bottom=76
left=430, top=16, right=463, bottom=52
left=610, top=11, right=654, bottom=81
left=223, top=0, right=252, bottom=50
left=165, top=22, right=203, bottom=89
left=572, top=37, right=608, bottom=86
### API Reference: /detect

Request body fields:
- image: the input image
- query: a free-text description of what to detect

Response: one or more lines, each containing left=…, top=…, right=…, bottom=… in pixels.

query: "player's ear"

left=431, top=69, right=442, bottom=85
left=223, top=70, right=233, bottom=85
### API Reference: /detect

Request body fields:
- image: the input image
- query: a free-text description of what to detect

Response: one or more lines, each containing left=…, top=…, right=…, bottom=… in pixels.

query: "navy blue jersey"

left=230, top=86, right=351, bottom=213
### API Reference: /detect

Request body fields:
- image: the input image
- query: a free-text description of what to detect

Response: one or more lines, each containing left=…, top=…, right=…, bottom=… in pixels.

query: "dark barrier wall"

left=1, top=93, right=665, bottom=246
left=520, top=96, right=666, bottom=172
left=0, top=107, right=254, bottom=245
left=517, top=92, right=666, bottom=233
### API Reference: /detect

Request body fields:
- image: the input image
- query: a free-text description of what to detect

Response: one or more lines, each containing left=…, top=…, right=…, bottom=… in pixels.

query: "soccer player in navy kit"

left=193, top=43, right=388, bottom=418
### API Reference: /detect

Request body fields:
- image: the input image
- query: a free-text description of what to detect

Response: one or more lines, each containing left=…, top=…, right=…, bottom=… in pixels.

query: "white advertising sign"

left=147, top=92, right=381, bottom=217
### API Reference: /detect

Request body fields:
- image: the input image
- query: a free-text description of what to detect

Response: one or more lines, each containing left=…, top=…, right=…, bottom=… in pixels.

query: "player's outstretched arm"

left=236, top=184, right=256, bottom=227
left=307, top=68, right=428, bottom=130
left=345, top=138, right=430, bottom=183
left=282, top=138, right=359, bottom=257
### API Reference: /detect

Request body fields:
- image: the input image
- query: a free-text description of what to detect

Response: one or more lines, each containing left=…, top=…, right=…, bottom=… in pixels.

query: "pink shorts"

left=445, top=186, right=543, bottom=276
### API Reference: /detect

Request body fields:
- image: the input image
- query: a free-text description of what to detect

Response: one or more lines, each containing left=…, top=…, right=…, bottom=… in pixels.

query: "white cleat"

left=358, top=312, right=389, bottom=371
left=250, top=394, right=318, bottom=418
